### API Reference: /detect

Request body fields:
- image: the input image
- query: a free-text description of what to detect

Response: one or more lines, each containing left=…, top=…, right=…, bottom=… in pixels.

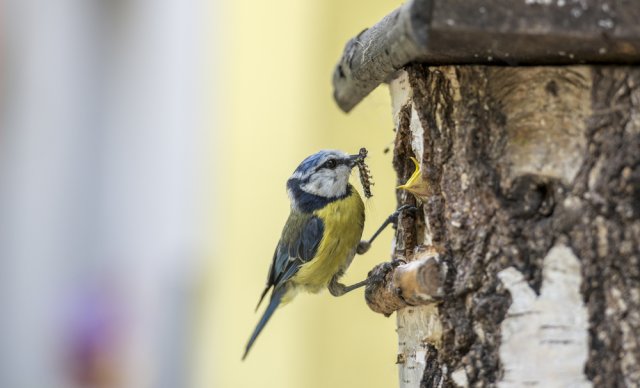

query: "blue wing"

left=256, top=211, right=324, bottom=310
left=244, top=211, right=324, bottom=359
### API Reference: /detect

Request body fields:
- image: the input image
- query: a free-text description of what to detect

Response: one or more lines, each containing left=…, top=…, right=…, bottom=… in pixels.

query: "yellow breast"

left=291, top=187, right=365, bottom=293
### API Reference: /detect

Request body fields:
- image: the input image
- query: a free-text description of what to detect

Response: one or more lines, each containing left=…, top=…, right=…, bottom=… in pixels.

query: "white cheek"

left=336, top=165, right=350, bottom=181
left=300, top=168, right=349, bottom=198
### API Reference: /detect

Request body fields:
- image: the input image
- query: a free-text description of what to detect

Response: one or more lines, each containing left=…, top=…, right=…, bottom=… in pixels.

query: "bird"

left=243, top=149, right=367, bottom=360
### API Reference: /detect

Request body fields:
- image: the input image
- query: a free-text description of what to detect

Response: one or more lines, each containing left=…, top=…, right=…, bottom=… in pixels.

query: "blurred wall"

left=1, top=0, right=401, bottom=387
left=1, top=1, right=207, bottom=387
left=198, top=1, right=401, bottom=388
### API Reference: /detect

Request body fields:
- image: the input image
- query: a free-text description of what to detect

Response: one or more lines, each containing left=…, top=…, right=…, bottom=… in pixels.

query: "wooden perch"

left=333, top=0, right=640, bottom=112
left=365, top=248, right=446, bottom=316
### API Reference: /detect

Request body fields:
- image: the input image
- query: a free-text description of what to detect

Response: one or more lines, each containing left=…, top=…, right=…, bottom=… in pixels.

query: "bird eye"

left=323, top=159, right=337, bottom=169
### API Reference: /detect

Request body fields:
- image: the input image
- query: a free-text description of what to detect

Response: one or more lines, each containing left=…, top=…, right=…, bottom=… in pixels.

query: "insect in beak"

left=353, top=148, right=373, bottom=198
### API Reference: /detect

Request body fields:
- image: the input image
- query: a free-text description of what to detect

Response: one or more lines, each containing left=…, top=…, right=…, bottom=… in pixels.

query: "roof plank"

left=333, top=0, right=640, bottom=112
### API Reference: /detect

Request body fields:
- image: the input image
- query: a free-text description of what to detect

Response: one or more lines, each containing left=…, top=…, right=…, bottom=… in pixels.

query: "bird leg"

left=328, top=275, right=369, bottom=297
left=329, top=205, right=416, bottom=297
left=356, top=205, right=417, bottom=254
left=328, top=259, right=407, bottom=297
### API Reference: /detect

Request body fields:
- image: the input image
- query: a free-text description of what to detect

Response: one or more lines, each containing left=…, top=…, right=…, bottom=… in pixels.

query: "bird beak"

left=348, top=154, right=360, bottom=168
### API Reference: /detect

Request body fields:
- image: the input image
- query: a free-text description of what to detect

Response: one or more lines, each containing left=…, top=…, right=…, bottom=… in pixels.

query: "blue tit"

left=243, top=149, right=366, bottom=360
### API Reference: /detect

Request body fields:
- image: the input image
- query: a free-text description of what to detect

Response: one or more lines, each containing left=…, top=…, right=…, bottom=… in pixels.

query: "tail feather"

left=255, top=285, right=271, bottom=312
left=243, top=286, right=286, bottom=360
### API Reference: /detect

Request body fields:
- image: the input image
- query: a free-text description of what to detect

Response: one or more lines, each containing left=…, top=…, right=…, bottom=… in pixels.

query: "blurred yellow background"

left=1, top=1, right=401, bottom=387
left=199, top=1, right=401, bottom=387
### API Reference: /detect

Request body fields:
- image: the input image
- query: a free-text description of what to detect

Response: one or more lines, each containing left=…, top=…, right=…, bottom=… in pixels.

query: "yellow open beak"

left=397, top=157, right=429, bottom=199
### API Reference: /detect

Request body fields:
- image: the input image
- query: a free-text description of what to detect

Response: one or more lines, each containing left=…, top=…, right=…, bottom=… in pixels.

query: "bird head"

left=287, top=150, right=360, bottom=204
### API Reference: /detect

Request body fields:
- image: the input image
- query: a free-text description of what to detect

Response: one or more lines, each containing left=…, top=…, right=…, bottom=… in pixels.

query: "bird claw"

left=390, top=205, right=418, bottom=227
left=367, top=259, right=405, bottom=286
left=356, top=241, right=371, bottom=255
left=358, top=205, right=418, bottom=256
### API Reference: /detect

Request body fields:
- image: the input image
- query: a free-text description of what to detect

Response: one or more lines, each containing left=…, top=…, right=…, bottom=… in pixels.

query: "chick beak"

left=348, top=154, right=360, bottom=168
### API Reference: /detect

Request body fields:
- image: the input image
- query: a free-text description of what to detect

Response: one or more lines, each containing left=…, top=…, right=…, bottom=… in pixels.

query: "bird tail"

left=243, top=286, right=286, bottom=360
left=255, top=285, right=271, bottom=312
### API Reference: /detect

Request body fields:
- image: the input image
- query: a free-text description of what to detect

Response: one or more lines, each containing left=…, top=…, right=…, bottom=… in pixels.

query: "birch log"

left=381, top=65, right=640, bottom=387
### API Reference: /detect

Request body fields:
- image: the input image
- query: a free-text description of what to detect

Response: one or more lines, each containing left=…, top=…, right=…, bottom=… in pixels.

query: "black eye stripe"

left=324, top=159, right=336, bottom=168
left=321, top=158, right=349, bottom=170
left=314, top=157, right=349, bottom=172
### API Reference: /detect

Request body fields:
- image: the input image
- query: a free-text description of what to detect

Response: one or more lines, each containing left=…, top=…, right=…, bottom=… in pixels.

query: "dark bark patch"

left=406, top=64, right=455, bottom=247
left=420, top=344, right=443, bottom=388
left=393, top=104, right=419, bottom=258
left=571, top=67, right=640, bottom=387
left=545, top=80, right=559, bottom=96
